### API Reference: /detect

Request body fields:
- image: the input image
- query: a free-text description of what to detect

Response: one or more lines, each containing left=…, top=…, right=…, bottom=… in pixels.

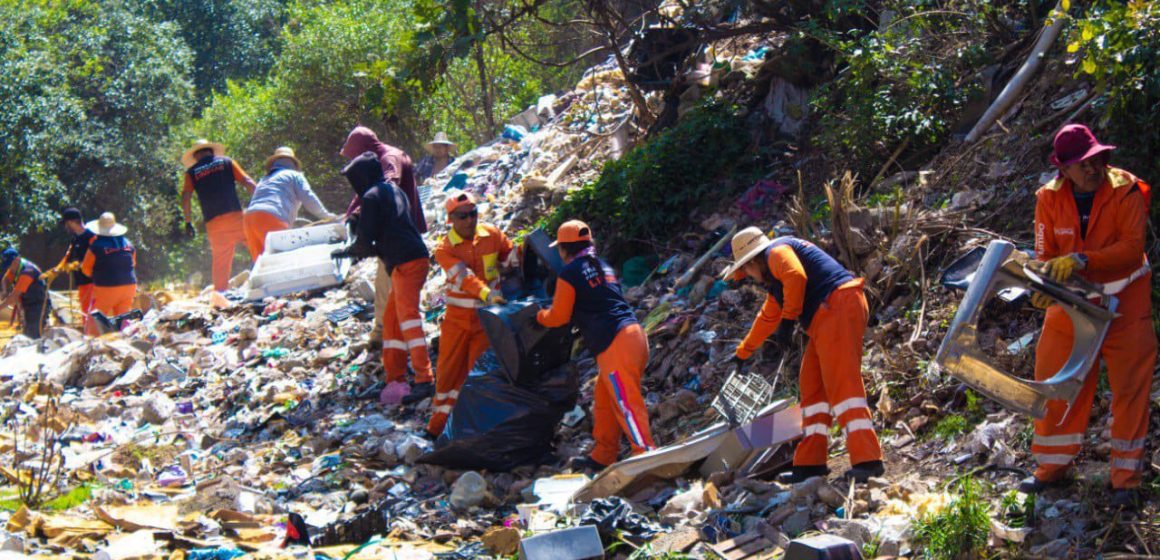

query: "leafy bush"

left=913, top=476, right=990, bottom=559
left=542, top=101, right=750, bottom=261
left=1065, top=0, right=1160, bottom=182
left=808, top=0, right=1000, bottom=180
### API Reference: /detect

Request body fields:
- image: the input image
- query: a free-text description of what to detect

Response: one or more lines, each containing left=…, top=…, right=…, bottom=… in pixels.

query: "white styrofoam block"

left=264, top=223, right=347, bottom=255
left=246, top=242, right=350, bottom=300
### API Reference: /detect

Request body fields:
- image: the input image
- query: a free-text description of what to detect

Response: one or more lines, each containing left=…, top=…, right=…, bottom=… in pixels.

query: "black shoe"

left=777, top=465, right=829, bottom=484
left=402, top=382, right=434, bottom=405
left=844, top=460, right=885, bottom=483
left=1017, top=475, right=1065, bottom=494
left=569, top=456, right=608, bottom=474
left=1110, top=489, right=1139, bottom=510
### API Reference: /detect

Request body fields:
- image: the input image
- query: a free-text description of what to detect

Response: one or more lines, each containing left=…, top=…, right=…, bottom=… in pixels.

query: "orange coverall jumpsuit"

left=1031, top=167, right=1156, bottom=489
left=426, top=224, right=516, bottom=436
left=183, top=160, right=255, bottom=291
left=736, top=244, right=883, bottom=468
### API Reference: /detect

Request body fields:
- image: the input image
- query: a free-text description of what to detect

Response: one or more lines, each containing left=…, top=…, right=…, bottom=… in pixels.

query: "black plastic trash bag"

left=478, top=300, right=574, bottom=387
left=579, top=497, right=665, bottom=544
left=418, top=365, right=578, bottom=471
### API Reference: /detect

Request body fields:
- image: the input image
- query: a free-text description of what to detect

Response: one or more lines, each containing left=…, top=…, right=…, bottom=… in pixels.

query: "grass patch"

left=932, top=414, right=970, bottom=440
left=0, top=484, right=92, bottom=512
left=913, top=476, right=990, bottom=559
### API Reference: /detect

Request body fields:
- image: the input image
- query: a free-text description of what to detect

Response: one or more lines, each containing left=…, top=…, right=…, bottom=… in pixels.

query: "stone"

left=141, top=392, right=176, bottom=425
left=790, top=476, right=825, bottom=504
left=782, top=509, right=811, bottom=536
left=1030, top=538, right=1071, bottom=557
left=83, top=360, right=122, bottom=387
left=815, top=484, right=845, bottom=509
left=824, top=519, right=872, bottom=548
left=481, top=526, right=521, bottom=556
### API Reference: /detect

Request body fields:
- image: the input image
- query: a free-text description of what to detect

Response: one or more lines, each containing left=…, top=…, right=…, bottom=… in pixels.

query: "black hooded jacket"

left=341, top=152, right=429, bottom=271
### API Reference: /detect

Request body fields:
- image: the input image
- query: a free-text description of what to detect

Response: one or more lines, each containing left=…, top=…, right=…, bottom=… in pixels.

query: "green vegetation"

left=932, top=414, right=970, bottom=440
left=1065, top=0, right=1160, bottom=182
left=542, top=101, right=750, bottom=261
left=806, top=0, right=1003, bottom=181
left=912, top=476, right=990, bottom=559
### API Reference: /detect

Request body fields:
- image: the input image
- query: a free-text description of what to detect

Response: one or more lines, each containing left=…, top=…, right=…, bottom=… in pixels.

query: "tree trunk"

left=473, top=42, right=497, bottom=139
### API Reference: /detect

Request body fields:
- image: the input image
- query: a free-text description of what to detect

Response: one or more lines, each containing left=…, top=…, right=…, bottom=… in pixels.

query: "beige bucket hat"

left=182, top=139, right=225, bottom=168
left=86, top=212, right=128, bottom=237
left=425, top=132, right=457, bottom=154
left=265, top=146, right=302, bottom=171
left=720, top=226, right=774, bottom=279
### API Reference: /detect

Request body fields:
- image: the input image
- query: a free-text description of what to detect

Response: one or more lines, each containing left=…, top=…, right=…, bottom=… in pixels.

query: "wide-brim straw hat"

left=425, top=132, right=457, bottom=154
left=86, top=212, right=128, bottom=237
left=182, top=139, right=225, bottom=168
left=721, top=226, right=774, bottom=279
left=265, top=146, right=302, bottom=171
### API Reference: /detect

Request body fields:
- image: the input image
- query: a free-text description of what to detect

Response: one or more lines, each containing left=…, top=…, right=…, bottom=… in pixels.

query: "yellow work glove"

left=1045, top=254, right=1083, bottom=283
left=1030, top=292, right=1053, bottom=309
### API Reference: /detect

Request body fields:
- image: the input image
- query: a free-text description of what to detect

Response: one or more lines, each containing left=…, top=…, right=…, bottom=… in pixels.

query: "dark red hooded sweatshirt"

left=341, top=126, right=427, bottom=234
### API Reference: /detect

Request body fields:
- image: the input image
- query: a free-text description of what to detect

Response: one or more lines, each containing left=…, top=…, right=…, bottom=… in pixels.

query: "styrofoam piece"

left=519, top=525, right=603, bottom=560
left=264, top=223, right=347, bottom=255
left=246, top=243, right=349, bottom=301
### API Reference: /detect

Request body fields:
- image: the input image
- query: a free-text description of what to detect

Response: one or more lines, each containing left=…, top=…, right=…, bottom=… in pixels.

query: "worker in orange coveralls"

left=0, top=247, right=50, bottom=339
left=180, top=139, right=258, bottom=291
left=723, top=227, right=884, bottom=483
left=81, top=213, right=138, bottom=334
left=426, top=190, right=518, bottom=437
left=537, top=220, right=654, bottom=472
left=1019, top=124, right=1155, bottom=509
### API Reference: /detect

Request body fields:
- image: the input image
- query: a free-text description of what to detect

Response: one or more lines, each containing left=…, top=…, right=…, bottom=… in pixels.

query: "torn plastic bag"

left=578, top=497, right=664, bottom=544
left=478, top=300, right=574, bottom=386
left=419, top=365, right=578, bottom=471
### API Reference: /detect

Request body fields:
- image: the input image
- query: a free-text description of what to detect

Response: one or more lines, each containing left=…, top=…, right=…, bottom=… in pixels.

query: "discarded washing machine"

left=935, top=240, right=1119, bottom=418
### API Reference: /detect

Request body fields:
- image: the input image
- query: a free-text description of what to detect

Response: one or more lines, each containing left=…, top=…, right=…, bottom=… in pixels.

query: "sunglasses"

left=451, top=209, right=479, bottom=220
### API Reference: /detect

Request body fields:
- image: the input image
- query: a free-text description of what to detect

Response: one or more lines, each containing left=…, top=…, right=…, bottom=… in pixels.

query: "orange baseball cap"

left=550, top=220, right=593, bottom=247
left=444, top=190, right=476, bottom=218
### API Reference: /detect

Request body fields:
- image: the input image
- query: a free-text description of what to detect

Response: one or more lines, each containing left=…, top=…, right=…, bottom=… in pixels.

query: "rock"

left=816, top=483, right=845, bottom=509
left=349, top=488, right=369, bottom=505
left=83, top=360, right=122, bottom=387
left=790, top=476, right=825, bottom=504
left=1030, top=538, right=1071, bottom=557
left=394, top=435, right=429, bottom=465
left=781, top=509, right=811, bottom=536
left=449, top=471, right=489, bottom=510
left=825, top=519, right=872, bottom=548
left=481, top=526, right=521, bottom=556
left=866, top=476, right=890, bottom=490
left=0, top=532, right=24, bottom=553
left=140, top=392, right=176, bottom=424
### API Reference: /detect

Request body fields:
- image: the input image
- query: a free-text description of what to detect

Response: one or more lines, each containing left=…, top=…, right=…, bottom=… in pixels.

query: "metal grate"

left=711, top=371, right=774, bottom=425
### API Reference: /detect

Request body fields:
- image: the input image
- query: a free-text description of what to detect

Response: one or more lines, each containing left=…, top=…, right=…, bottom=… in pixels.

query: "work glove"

left=773, top=319, right=797, bottom=349
left=485, top=291, right=507, bottom=305
left=1031, top=292, right=1053, bottom=310
left=184, top=221, right=196, bottom=238
left=1045, top=254, right=1084, bottom=283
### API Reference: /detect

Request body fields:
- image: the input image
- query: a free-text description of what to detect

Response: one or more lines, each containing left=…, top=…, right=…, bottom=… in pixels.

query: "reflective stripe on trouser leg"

left=382, top=258, right=432, bottom=383
left=1033, top=310, right=1102, bottom=483
left=428, top=313, right=489, bottom=436
left=794, top=335, right=830, bottom=467
left=810, top=281, right=882, bottom=465
left=591, top=324, right=654, bottom=466
left=1104, top=301, right=1157, bottom=489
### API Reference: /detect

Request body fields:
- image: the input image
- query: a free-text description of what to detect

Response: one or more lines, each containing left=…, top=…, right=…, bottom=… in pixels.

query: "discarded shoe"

left=569, top=456, right=608, bottom=474
left=403, top=381, right=434, bottom=405
left=1110, top=488, right=1139, bottom=510
left=776, top=465, right=829, bottom=484
left=1017, top=475, right=1066, bottom=494
left=844, top=460, right=885, bottom=483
